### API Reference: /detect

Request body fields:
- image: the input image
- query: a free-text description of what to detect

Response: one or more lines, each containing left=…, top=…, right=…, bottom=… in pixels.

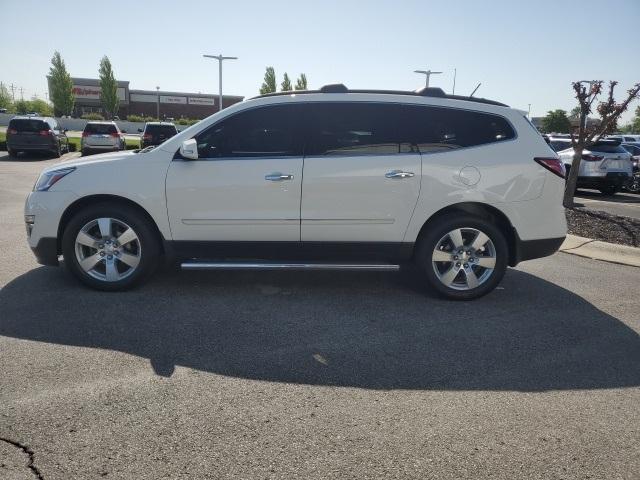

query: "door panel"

left=165, top=103, right=305, bottom=242
left=301, top=154, right=421, bottom=242
left=166, top=158, right=302, bottom=241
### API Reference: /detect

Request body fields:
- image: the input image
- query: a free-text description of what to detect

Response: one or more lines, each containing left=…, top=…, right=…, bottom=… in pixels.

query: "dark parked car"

left=139, top=122, right=178, bottom=148
left=6, top=116, right=69, bottom=158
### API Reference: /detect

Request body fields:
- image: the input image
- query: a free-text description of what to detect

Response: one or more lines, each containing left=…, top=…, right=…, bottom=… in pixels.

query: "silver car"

left=81, top=122, right=125, bottom=156
left=558, top=140, right=632, bottom=195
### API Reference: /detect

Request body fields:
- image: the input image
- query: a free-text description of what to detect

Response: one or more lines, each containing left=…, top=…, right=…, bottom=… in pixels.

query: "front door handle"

left=385, top=170, right=415, bottom=179
left=265, top=173, right=294, bottom=181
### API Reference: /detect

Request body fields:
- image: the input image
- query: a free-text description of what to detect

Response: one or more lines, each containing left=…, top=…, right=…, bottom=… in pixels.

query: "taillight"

left=110, top=132, right=120, bottom=138
left=82, top=131, right=90, bottom=137
left=582, top=154, right=604, bottom=162
left=8, top=128, right=17, bottom=134
left=39, top=129, right=53, bottom=136
left=534, top=157, right=566, bottom=178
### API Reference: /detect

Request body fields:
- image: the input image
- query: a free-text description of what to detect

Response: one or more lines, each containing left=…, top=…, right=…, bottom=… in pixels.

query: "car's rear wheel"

left=62, top=203, right=161, bottom=291
left=52, top=143, right=61, bottom=158
left=415, top=216, right=508, bottom=300
left=625, top=175, right=640, bottom=193
left=7, top=148, right=17, bottom=158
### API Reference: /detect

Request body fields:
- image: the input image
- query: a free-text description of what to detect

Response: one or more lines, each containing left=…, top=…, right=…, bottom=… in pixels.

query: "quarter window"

left=194, top=104, right=302, bottom=158
left=402, top=105, right=516, bottom=153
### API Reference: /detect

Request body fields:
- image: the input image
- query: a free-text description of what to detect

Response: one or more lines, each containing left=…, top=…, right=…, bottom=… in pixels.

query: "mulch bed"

left=565, top=208, right=640, bottom=247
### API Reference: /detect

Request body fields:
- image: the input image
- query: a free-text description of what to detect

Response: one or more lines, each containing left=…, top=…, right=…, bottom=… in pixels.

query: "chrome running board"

left=181, top=261, right=400, bottom=271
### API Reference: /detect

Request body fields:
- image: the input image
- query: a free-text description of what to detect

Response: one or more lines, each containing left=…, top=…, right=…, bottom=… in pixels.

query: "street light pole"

left=203, top=54, right=238, bottom=111
left=156, top=86, right=160, bottom=120
left=414, top=69, right=442, bottom=88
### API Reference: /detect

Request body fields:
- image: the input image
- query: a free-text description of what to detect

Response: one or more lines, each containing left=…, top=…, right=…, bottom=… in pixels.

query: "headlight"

left=34, top=167, right=76, bottom=192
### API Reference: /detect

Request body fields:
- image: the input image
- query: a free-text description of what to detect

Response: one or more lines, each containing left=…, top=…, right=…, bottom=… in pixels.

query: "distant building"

left=47, top=77, right=244, bottom=119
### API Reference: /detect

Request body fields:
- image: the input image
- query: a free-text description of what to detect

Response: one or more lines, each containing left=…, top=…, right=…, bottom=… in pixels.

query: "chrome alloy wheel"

left=431, top=228, right=497, bottom=291
left=74, top=217, right=141, bottom=282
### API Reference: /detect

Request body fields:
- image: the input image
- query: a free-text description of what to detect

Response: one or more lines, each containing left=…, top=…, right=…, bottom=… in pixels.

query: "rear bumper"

left=511, top=234, right=565, bottom=266
left=82, top=145, right=121, bottom=151
left=8, top=142, right=56, bottom=151
left=30, top=237, right=59, bottom=266
left=578, top=172, right=630, bottom=189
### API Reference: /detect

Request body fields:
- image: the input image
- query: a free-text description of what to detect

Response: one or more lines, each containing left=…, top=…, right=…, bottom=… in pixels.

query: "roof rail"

left=253, top=84, right=508, bottom=107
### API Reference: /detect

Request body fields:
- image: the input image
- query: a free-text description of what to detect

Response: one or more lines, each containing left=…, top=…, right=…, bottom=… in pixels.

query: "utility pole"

left=203, top=54, right=238, bottom=111
left=9, top=83, right=16, bottom=102
left=156, top=86, right=160, bottom=120
left=414, top=69, right=442, bottom=88
left=19, top=87, right=24, bottom=101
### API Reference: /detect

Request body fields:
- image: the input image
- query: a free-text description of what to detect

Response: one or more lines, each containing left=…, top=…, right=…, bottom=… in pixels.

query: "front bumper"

left=31, top=237, right=59, bottom=266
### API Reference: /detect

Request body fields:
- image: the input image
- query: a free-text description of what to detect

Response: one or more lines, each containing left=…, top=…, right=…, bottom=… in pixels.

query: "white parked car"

left=557, top=140, right=633, bottom=195
left=81, top=121, right=125, bottom=156
left=24, top=85, right=567, bottom=300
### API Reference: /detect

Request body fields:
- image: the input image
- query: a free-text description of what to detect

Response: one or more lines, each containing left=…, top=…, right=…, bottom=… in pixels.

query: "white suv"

left=24, top=85, right=567, bottom=300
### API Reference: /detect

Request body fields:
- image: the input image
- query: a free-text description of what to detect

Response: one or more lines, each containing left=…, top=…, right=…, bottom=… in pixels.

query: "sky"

left=1, top=0, right=639, bottom=122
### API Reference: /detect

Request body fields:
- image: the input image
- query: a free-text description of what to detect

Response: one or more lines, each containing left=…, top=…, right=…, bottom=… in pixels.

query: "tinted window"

left=84, top=123, right=117, bottom=134
left=549, top=140, right=572, bottom=152
left=195, top=104, right=302, bottom=158
left=590, top=143, right=627, bottom=154
left=402, top=105, right=515, bottom=153
left=146, top=125, right=177, bottom=137
left=8, top=119, right=48, bottom=132
left=305, top=103, right=412, bottom=156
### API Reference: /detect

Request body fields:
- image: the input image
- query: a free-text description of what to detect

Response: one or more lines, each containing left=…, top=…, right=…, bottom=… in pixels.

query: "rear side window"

left=623, top=145, right=640, bottom=155
left=549, top=140, right=572, bottom=152
left=9, top=119, right=48, bottom=132
left=195, top=104, right=303, bottom=158
left=304, top=103, right=412, bottom=156
left=402, top=105, right=516, bottom=153
left=84, top=123, right=117, bottom=134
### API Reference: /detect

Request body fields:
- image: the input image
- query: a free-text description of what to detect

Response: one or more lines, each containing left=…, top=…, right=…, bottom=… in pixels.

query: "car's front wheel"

left=598, top=185, right=617, bottom=196
left=415, top=216, right=508, bottom=300
left=62, top=203, right=161, bottom=291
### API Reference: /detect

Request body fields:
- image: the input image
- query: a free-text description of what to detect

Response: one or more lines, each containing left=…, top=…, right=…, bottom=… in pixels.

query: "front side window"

left=402, top=105, right=516, bottom=153
left=305, top=103, right=411, bottom=156
left=194, top=104, right=302, bottom=158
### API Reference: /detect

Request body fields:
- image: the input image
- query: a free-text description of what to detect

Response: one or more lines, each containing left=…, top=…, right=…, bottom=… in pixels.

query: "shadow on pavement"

left=0, top=266, right=639, bottom=391
left=0, top=151, right=57, bottom=162
left=576, top=189, right=639, bottom=204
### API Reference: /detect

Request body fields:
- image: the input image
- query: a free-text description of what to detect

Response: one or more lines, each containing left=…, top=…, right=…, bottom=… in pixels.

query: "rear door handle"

left=265, top=173, right=294, bottom=181
left=385, top=170, right=415, bottom=179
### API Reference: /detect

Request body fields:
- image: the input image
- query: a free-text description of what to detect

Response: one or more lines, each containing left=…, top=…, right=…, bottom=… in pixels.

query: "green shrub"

left=126, top=114, right=156, bottom=123
left=81, top=113, right=105, bottom=120
left=67, top=141, right=77, bottom=152
left=176, top=118, right=199, bottom=126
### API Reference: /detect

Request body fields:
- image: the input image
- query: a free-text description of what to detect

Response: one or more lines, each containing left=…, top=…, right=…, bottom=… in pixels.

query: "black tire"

left=52, top=143, right=61, bottom=158
left=7, top=148, right=17, bottom=158
left=415, top=215, right=508, bottom=300
left=598, top=185, right=617, bottom=196
left=624, top=176, right=640, bottom=194
left=62, top=203, right=161, bottom=291
left=81, top=148, right=89, bottom=156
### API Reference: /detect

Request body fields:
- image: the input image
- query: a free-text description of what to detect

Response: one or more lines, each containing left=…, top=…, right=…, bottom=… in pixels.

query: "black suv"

left=6, top=116, right=69, bottom=158
left=139, top=122, right=178, bottom=148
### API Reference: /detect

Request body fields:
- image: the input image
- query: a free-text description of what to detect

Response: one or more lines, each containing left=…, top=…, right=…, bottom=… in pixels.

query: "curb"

left=559, top=234, right=640, bottom=268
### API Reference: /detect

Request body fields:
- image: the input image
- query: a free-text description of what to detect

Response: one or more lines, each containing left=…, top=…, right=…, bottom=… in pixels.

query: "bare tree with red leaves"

left=564, top=81, right=640, bottom=208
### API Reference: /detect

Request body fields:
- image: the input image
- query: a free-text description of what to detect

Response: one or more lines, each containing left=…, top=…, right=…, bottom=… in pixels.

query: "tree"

left=28, top=98, right=53, bottom=116
left=14, top=99, right=29, bottom=114
left=99, top=56, right=119, bottom=119
left=563, top=81, right=640, bottom=207
left=294, top=73, right=308, bottom=91
left=541, top=109, right=571, bottom=133
left=49, top=51, right=74, bottom=117
left=281, top=72, right=292, bottom=91
left=569, top=106, right=581, bottom=120
left=0, top=82, right=13, bottom=111
left=259, top=67, right=277, bottom=94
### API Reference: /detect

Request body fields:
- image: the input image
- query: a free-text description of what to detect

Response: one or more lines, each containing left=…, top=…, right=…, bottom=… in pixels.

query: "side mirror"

left=180, top=139, right=198, bottom=160
left=63, top=128, right=68, bottom=133
left=137, top=128, right=143, bottom=133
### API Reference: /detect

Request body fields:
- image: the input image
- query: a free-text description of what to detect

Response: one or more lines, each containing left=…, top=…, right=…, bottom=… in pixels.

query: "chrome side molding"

left=180, top=261, right=400, bottom=271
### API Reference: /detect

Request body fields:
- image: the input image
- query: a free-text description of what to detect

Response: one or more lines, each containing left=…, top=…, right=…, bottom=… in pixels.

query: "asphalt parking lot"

left=1, top=152, right=639, bottom=479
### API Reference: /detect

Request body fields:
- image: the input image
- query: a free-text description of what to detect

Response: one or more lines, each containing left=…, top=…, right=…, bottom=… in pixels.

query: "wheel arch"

left=57, top=194, right=166, bottom=256
left=413, top=202, right=518, bottom=266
